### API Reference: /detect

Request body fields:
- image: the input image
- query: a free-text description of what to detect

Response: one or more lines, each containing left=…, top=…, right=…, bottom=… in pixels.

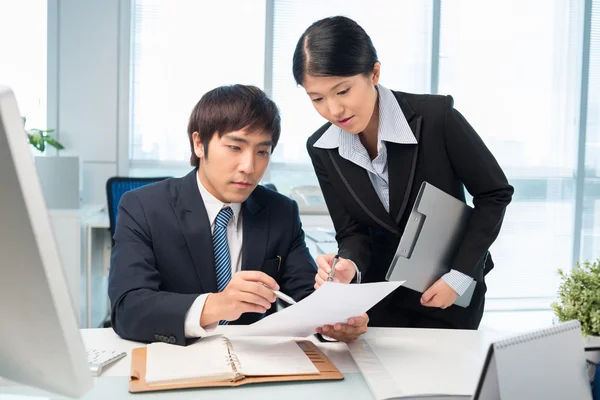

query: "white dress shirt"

left=183, top=173, right=243, bottom=338
left=313, top=84, right=474, bottom=296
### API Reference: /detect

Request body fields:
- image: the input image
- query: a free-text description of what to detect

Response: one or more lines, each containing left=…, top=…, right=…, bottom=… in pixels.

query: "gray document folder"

left=386, top=182, right=475, bottom=308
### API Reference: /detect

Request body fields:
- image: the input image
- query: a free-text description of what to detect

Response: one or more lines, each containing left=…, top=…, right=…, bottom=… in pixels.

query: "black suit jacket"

left=108, top=169, right=317, bottom=345
left=307, top=91, right=513, bottom=329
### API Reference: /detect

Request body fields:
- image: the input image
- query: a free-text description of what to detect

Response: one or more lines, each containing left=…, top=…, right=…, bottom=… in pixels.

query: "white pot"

left=585, top=335, right=600, bottom=348
left=34, top=155, right=81, bottom=209
left=585, top=336, right=600, bottom=365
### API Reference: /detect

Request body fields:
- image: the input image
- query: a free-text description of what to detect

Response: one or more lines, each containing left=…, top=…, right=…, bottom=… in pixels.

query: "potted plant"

left=24, top=116, right=65, bottom=152
left=552, top=259, right=600, bottom=344
left=24, top=117, right=81, bottom=209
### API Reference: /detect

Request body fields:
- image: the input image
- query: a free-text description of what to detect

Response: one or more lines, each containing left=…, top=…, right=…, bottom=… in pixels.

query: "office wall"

left=48, top=0, right=130, bottom=206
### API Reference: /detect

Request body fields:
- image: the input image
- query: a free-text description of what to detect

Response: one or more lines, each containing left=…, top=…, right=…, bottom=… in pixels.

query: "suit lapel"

left=388, top=93, right=422, bottom=225
left=326, top=149, right=400, bottom=235
left=174, top=169, right=217, bottom=293
left=241, top=193, right=268, bottom=271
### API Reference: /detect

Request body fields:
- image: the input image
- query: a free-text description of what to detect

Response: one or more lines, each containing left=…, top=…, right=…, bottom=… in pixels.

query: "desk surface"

left=85, top=209, right=109, bottom=229
left=0, top=327, right=510, bottom=400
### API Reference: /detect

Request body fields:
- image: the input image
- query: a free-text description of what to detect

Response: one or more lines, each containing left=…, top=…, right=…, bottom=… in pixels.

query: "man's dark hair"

left=292, top=16, right=379, bottom=86
left=187, top=84, right=281, bottom=166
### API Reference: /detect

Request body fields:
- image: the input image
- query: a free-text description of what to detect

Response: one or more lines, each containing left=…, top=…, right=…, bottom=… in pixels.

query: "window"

left=0, top=0, right=47, bottom=129
left=130, top=0, right=266, bottom=163
left=438, top=0, right=585, bottom=300
left=582, top=0, right=600, bottom=262
left=129, top=0, right=433, bottom=190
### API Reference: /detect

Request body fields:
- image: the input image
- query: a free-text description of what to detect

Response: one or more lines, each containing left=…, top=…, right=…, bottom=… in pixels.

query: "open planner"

left=129, top=336, right=343, bottom=393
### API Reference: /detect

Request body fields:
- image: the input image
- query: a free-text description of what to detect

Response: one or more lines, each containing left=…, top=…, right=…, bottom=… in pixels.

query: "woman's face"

left=302, top=64, right=380, bottom=134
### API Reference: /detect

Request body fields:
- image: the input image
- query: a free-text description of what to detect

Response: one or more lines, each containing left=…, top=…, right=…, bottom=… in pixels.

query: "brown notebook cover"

left=129, top=340, right=344, bottom=393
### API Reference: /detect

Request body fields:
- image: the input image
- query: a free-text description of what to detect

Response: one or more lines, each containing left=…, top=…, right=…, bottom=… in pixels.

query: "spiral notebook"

left=473, top=320, right=592, bottom=400
left=129, top=336, right=343, bottom=393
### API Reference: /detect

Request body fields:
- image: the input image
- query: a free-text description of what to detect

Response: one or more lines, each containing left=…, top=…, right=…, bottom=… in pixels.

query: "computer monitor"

left=0, top=86, right=92, bottom=397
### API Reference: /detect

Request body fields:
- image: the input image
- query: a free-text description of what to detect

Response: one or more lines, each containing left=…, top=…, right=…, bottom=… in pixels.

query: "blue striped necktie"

left=213, top=206, right=233, bottom=325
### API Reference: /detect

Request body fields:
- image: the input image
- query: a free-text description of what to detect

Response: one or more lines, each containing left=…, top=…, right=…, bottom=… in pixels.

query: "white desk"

left=0, top=327, right=509, bottom=399
left=83, top=211, right=111, bottom=329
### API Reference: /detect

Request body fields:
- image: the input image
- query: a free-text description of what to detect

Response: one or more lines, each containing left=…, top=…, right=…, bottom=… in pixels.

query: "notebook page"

left=228, top=337, right=319, bottom=376
left=145, top=336, right=235, bottom=385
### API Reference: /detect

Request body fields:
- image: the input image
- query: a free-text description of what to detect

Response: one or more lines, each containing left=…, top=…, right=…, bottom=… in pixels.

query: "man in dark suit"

left=108, top=85, right=367, bottom=345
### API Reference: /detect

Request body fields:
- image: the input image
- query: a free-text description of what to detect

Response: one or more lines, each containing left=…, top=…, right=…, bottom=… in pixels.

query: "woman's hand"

left=420, top=278, right=458, bottom=309
left=314, top=254, right=356, bottom=289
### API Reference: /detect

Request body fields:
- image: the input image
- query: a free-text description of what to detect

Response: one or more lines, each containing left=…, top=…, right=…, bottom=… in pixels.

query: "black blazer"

left=108, top=169, right=317, bottom=345
left=307, top=91, right=513, bottom=329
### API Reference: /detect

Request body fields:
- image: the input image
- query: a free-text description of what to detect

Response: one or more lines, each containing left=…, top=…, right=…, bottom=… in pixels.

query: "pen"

left=261, top=283, right=297, bottom=305
left=327, top=255, right=340, bottom=282
left=272, top=289, right=297, bottom=305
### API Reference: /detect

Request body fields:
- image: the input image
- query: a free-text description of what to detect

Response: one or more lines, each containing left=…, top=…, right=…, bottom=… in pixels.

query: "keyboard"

left=86, top=349, right=127, bottom=376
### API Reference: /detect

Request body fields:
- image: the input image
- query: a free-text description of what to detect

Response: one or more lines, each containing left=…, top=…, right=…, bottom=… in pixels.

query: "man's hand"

left=420, top=278, right=457, bottom=309
left=316, top=313, right=369, bottom=342
left=314, top=254, right=356, bottom=289
left=201, top=271, right=278, bottom=326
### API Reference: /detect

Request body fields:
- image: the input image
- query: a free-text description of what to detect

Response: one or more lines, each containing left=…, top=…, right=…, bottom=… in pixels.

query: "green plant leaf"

left=25, top=126, right=63, bottom=152
left=44, top=135, right=64, bottom=150
left=553, top=258, right=600, bottom=336
left=28, top=131, right=44, bottom=152
left=38, top=136, right=45, bottom=152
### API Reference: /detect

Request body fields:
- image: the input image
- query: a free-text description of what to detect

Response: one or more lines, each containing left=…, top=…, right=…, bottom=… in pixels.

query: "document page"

left=348, top=334, right=483, bottom=399
left=236, top=281, right=403, bottom=337
left=231, top=337, right=319, bottom=376
left=145, top=336, right=234, bottom=385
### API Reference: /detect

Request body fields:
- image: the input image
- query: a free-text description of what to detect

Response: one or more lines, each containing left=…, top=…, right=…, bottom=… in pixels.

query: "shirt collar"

left=313, top=84, right=417, bottom=150
left=196, top=171, right=242, bottom=230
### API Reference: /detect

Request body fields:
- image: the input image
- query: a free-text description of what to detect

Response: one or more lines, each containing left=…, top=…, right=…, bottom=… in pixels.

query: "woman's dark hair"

left=292, top=16, right=379, bottom=86
left=187, top=84, right=281, bottom=167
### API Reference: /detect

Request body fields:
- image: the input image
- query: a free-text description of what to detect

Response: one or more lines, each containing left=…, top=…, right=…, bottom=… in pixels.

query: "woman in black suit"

left=294, top=16, right=513, bottom=331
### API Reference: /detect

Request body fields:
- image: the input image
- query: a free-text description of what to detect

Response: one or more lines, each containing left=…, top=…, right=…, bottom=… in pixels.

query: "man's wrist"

left=200, top=293, right=222, bottom=327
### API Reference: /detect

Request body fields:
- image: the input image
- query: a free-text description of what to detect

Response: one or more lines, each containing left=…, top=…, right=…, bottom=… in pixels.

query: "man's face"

left=194, top=129, right=273, bottom=204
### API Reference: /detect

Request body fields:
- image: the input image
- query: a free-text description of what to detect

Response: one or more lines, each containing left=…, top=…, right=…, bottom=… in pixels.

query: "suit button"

left=168, top=336, right=176, bottom=344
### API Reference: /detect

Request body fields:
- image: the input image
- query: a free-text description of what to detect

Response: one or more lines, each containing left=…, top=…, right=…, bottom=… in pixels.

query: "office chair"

left=106, top=176, right=170, bottom=247
left=103, top=176, right=169, bottom=328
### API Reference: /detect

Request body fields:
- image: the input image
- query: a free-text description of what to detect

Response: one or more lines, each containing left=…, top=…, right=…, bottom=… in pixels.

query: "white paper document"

left=235, top=281, right=403, bottom=337
left=348, top=338, right=473, bottom=400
